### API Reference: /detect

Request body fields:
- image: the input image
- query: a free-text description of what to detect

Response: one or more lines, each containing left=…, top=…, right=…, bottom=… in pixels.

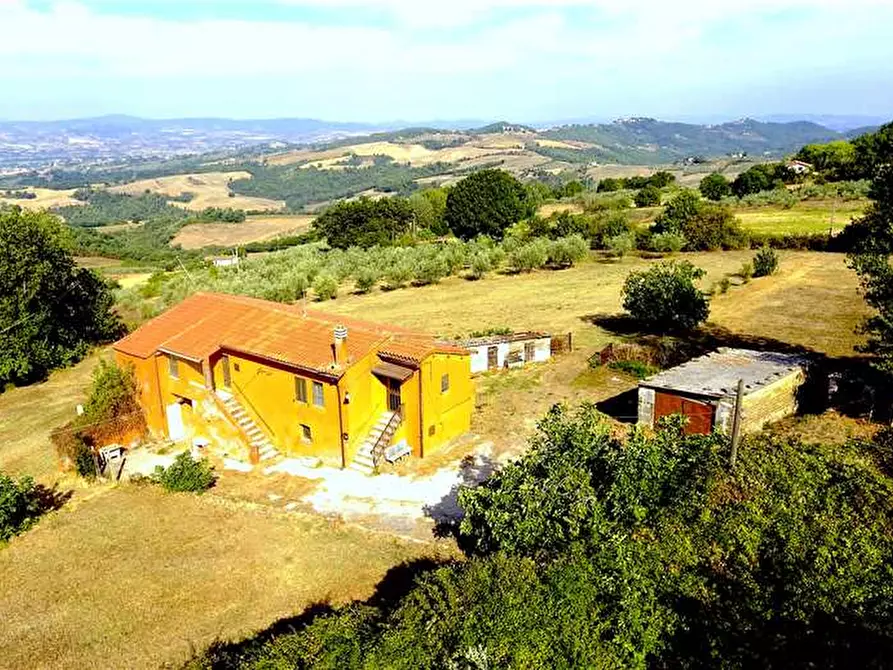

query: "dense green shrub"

left=546, top=234, right=589, bottom=267
left=649, top=231, right=686, bottom=253
left=653, top=189, right=701, bottom=233
left=468, top=252, right=492, bottom=280
left=680, top=203, right=748, bottom=251
left=0, top=473, right=44, bottom=541
left=607, top=231, right=636, bottom=257
left=314, top=197, right=414, bottom=249
left=312, top=273, right=338, bottom=301
left=752, top=246, right=779, bottom=277
left=150, top=452, right=216, bottom=493
left=622, top=260, right=709, bottom=331
left=354, top=267, right=379, bottom=293
left=699, top=172, right=732, bottom=201
left=634, top=185, right=661, bottom=207
left=509, top=239, right=550, bottom=272
left=608, top=359, right=658, bottom=379
left=739, top=261, right=754, bottom=283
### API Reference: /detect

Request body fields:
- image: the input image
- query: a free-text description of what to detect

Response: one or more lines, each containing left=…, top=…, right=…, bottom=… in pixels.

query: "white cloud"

left=0, top=0, right=891, bottom=119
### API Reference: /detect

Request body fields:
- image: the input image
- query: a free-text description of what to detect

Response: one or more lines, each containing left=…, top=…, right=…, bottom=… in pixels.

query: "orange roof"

left=114, top=292, right=465, bottom=376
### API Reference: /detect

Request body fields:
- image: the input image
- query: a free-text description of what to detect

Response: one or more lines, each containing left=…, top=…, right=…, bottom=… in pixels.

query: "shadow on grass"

left=187, top=557, right=451, bottom=670
left=424, top=453, right=498, bottom=543
left=32, top=483, right=74, bottom=514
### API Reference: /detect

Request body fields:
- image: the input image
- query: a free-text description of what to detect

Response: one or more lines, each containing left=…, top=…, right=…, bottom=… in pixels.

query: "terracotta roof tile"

left=114, top=292, right=464, bottom=376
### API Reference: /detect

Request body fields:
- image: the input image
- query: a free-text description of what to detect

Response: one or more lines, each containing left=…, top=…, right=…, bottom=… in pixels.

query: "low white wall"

left=467, top=337, right=552, bottom=373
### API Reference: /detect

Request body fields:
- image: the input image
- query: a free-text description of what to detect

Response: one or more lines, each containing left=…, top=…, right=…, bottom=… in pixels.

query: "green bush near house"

left=150, top=452, right=216, bottom=493
left=0, top=473, right=45, bottom=542
left=753, top=246, right=780, bottom=277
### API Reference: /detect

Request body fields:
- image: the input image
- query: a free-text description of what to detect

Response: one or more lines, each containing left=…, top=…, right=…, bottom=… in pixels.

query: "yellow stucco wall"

left=741, top=369, right=805, bottom=433
left=211, top=350, right=346, bottom=466
left=419, top=353, right=474, bottom=456
left=120, top=341, right=474, bottom=467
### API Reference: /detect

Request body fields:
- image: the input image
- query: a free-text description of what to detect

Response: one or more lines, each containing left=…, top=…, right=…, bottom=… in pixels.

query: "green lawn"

left=735, top=199, right=867, bottom=235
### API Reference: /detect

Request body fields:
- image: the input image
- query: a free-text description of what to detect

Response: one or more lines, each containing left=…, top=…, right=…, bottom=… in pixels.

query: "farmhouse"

left=114, top=293, right=473, bottom=474
left=458, top=331, right=552, bottom=374
left=787, top=159, right=814, bottom=175
left=637, top=348, right=808, bottom=435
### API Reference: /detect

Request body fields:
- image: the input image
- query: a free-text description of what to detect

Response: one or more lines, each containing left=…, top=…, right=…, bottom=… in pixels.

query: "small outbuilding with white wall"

left=456, top=332, right=552, bottom=374
left=637, top=348, right=809, bottom=435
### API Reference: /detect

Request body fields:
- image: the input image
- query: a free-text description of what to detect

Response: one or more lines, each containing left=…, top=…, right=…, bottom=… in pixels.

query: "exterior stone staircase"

left=218, top=391, right=280, bottom=463
left=348, top=410, right=400, bottom=475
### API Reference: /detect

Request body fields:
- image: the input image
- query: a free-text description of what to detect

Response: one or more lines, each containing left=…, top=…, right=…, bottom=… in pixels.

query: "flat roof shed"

left=638, top=348, right=808, bottom=435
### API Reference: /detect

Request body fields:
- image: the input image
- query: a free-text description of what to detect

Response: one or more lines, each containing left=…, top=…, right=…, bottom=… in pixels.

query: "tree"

left=0, top=208, right=123, bottom=387
left=699, top=172, right=732, bottom=201
left=681, top=203, right=747, bottom=251
left=634, top=185, right=661, bottom=207
left=313, top=197, right=414, bottom=250
left=408, top=188, right=449, bottom=236
left=847, top=124, right=893, bottom=373
left=622, top=260, right=709, bottom=330
left=444, top=169, right=529, bottom=240
left=652, top=189, right=702, bottom=234
left=732, top=163, right=785, bottom=197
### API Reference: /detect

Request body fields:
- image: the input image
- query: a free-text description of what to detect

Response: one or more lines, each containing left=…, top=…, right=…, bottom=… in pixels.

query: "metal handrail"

left=372, top=404, right=403, bottom=467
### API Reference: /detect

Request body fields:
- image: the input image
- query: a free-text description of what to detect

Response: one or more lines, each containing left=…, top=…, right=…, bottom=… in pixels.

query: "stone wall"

left=740, top=369, right=806, bottom=433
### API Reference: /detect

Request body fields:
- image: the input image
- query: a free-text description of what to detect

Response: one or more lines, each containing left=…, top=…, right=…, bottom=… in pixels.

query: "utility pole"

left=729, top=378, right=744, bottom=469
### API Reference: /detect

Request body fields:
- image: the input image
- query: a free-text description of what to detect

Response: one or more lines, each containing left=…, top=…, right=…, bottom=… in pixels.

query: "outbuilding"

left=637, top=348, right=808, bottom=435
left=457, top=332, right=552, bottom=374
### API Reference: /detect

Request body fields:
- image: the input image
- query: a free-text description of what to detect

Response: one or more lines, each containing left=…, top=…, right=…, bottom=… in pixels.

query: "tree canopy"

left=0, top=208, right=123, bottom=387
left=444, top=169, right=530, bottom=241
left=313, top=196, right=414, bottom=249
left=699, top=172, right=732, bottom=201
left=622, top=260, right=710, bottom=331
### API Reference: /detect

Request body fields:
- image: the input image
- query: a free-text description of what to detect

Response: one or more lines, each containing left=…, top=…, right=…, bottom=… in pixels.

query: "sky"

left=1, top=0, right=892, bottom=123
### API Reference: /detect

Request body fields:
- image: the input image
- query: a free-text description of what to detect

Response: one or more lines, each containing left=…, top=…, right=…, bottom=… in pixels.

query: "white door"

left=166, top=402, right=186, bottom=441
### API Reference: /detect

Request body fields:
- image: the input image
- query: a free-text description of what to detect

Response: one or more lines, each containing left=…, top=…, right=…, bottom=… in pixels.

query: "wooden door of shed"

left=654, top=392, right=714, bottom=435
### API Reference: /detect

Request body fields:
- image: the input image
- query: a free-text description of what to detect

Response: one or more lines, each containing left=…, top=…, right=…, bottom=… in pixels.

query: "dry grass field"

left=324, top=251, right=867, bottom=358
left=736, top=199, right=867, bottom=235
left=0, top=485, right=446, bottom=669
left=110, top=172, right=285, bottom=212
left=172, top=214, right=314, bottom=249
left=0, top=349, right=109, bottom=481
left=538, top=202, right=585, bottom=217
left=0, top=187, right=83, bottom=210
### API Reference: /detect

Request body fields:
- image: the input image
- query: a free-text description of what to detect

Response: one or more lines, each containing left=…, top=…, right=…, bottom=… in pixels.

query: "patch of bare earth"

left=172, top=215, right=314, bottom=249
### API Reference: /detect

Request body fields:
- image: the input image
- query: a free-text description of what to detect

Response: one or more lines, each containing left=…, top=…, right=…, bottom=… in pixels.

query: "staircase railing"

left=371, top=405, right=403, bottom=467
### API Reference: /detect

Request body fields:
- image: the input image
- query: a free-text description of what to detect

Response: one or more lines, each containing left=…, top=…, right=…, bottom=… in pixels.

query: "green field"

left=735, top=199, right=867, bottom=235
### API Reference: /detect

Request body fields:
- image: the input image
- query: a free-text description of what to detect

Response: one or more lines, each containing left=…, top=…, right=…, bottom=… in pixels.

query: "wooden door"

left=221, top=355, right=232, bottom=388
left=654, top=392, right=714, bottom=435
left=487, top=346, right=498, bottom=370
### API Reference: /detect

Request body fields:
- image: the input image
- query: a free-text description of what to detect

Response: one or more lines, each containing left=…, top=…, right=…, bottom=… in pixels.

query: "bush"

left=0, top=473, right=44, bottom=541
left=607, top=232, right=636, bottom=257
left=622, top=260, right=710, bottom=331
left=313, top=273, right=338, bottom=301
left=608, top=359, right=658, bottom=379
left=650, top=231, right=686, bottom=253
left=547, top=234, right=589, bottom=267
left=739, top=262, right=754, bottom=283
left=717, top=277, right=732, bottom=294
left=634, top=185, right=661, bottom=207
left=445, top=169, right=530, bottom=241
left=354, top=267, right=379, bottom=293
left=412, top=255, right=449, bottom=286
left=509, top=239, right=549, bottom=272
left=699, top=172, right=732, bottom=201
left=752, top=246, right=779, bottom=277
left=150, top=452, right=216, bottom=493
left=468, top=252, right=493, bottom=280
left=681, top=204, right=748, bottom=251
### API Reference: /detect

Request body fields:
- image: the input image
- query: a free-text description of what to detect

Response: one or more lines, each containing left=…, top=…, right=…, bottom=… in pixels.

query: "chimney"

left=333, top=325, right=349, bottom=366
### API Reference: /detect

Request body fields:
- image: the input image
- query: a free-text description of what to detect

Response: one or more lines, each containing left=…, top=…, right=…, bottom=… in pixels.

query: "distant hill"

left=0, top=116, right=395, bottom=169
left=539, top=118, right=842, bottom=163
left=0, top=114, right=869, bottom=172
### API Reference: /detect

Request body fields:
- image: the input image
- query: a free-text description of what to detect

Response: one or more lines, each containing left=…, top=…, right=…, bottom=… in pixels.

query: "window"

left=524, top=341, right=535, bottom=362
left=168, top=355, right=179, bottom=379
left=441, top=373, right=450, bottom=393
left=312, top=381, right=325, bottom=408
left=300, top=424, right=312, bottom=442
left=295, top=376, right=307, bottom=403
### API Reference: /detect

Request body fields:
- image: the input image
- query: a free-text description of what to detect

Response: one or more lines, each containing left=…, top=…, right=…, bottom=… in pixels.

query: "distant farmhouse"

left=638, top=348, right=808, bottom=435
left=786, top=159, right=814, bottom=175
left=457, top=331, right=552, bottom=374
left=114, top=293, right=474, bottom=474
